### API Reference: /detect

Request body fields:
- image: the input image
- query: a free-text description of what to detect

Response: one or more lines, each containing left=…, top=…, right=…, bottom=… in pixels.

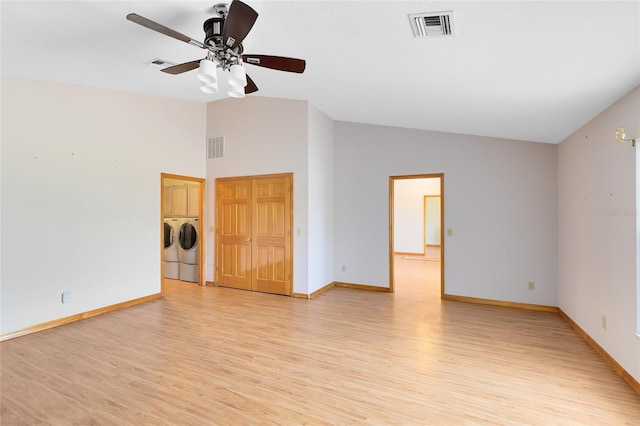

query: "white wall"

left=334, top=122, right=558, bottom=306
left=425, top=196, right=441, bottom=245
left=558, top=85, right=640, bottom=383
left=307, top=104, right=335, bottom=293
left=1, top=77, right=206, bottom=334
left=205, top=97, right=310, bottom=293
left=394, top=178, right=440, bottom=253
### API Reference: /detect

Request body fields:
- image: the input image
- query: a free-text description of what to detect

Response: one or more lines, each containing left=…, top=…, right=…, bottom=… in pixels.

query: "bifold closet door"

left=216, top=174, right=292, bottom=295
left=252, top=175, right=291, bottom=295
left=217, top=179, right=252, bottom=290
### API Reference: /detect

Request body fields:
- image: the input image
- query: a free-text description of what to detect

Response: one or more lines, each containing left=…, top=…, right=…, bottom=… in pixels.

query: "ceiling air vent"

left=409, top=11, right=454, bottom=38
left=144, top=58, right=177, bottom=68
left=207, top=136, right=225, bottom=159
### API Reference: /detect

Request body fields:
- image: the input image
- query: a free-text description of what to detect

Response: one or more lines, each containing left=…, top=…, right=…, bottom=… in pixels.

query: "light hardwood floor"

left=2, top=258, right=639, bottom=425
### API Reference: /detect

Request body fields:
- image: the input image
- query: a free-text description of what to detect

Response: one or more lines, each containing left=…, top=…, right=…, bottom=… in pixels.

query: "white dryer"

left=163, top=218, right=181, bottom=279
left=178, top=218, right=199, bottom=282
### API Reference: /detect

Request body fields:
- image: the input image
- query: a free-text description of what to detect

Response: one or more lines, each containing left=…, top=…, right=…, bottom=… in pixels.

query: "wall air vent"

left=409, top=11, right=454, bottom=38
left=207, top=136, right=225, bottom=159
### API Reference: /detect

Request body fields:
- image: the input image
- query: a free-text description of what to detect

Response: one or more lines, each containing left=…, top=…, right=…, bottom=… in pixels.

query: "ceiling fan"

left=126, top=0, right=306, bottom=98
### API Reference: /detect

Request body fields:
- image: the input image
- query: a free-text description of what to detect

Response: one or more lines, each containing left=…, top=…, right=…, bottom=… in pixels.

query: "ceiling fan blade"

left=245, top=74, right=258, bottom=94
left=161, top=60, right=202, bottom=75
left=222, top=1, right=258, bottom=50
left=126, top=13, right=206, bottom=49
left=242, top=55, right=306, bottom=73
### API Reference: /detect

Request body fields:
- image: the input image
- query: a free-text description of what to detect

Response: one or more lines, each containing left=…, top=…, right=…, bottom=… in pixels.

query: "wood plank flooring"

left=2, top=258, right=639, bottom=425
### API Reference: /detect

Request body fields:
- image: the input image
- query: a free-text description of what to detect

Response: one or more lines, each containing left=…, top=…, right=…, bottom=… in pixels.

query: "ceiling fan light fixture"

left=228, top=64, right=247, bottom=87
left=228, top=85, right=246, bottom=98
left=200, top=82, right=219, bottom=94
left=197, top=59, right=218, bottom=85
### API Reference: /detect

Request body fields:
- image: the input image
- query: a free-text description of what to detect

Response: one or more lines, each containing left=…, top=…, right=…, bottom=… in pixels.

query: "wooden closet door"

left=251, top=175, right=292, bottom=295
left=216, top=179, right=252, bottom=290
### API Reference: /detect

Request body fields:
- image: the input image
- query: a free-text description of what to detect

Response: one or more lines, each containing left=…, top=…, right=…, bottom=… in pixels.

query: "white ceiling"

left=2, top=1, right=639, bottom=143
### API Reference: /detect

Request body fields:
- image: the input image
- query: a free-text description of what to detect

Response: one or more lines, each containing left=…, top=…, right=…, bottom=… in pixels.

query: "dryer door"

left=179, top=223, right=198, bottom=250
left=164, top=223, right=174, bottom=249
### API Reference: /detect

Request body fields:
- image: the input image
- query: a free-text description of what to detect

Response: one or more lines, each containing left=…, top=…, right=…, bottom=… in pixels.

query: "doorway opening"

left=389, top=174, right=444, bottom=296
left=161, top=173, right=205, bottom=292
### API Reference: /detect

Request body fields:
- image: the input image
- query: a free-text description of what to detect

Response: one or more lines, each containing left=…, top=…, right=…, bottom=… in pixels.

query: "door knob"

left=245, top=238, right=251, bottom=242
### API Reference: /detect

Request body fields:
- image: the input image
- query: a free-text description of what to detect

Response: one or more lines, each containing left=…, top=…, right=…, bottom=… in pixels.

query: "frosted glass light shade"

left=200, top=82, right=219, bottom=94
left=228, top=64, right=247, bottom=87
left=228, top=85, right=245, bottom=98
left=197, top=59, right=217, bottom=85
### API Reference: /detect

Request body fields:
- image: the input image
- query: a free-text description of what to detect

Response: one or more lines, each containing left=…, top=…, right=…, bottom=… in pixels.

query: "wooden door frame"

left=214, top=172, right=294, bottom=295
left=161, top=173, right=206, bottom=293
left=389, top=173, right=444, bottom=296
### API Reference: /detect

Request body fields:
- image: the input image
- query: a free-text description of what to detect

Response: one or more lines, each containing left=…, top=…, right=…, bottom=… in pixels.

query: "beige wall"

left=204, top=97, right=335, bottom=295
left=558, top=85, right=640, bottom=382
left=307, top=104, right=335, bottom=293
left=204, top=96, right=311, bottom=293
left=334, top=121, right=558, bottom=307
left=1, top=77, right=207, bottom=334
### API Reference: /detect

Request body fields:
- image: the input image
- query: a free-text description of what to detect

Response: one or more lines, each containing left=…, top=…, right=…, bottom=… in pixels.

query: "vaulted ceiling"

left=2, top=1, right=639, bottom=143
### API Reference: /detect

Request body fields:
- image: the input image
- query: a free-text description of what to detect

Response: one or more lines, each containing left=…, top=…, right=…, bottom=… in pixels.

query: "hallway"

left=394, top=249, right=441, bottom=300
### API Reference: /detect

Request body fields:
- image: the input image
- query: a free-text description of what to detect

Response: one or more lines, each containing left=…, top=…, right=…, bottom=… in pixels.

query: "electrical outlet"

left=447, top=228, right=453, bottom=236
left=528, top=281, right=535, bottom=291
left=61, top=291, right=72, bottom=304
left=341, top=265, right=346, bottom=272
left=601, top=316, right=607, bottom=330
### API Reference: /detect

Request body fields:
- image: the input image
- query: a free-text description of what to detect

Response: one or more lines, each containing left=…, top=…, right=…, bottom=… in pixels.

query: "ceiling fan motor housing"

left=203, top=17, right=224, bottom=47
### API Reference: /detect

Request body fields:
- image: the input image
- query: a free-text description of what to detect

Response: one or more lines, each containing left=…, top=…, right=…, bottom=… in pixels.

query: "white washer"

left=178, top=218, right=199, bottom=282
left=179, top=263, right=199, bottom=283
left=163, top=218, right=181, bottom=279
left=165, top=260, right=180, bottom=280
